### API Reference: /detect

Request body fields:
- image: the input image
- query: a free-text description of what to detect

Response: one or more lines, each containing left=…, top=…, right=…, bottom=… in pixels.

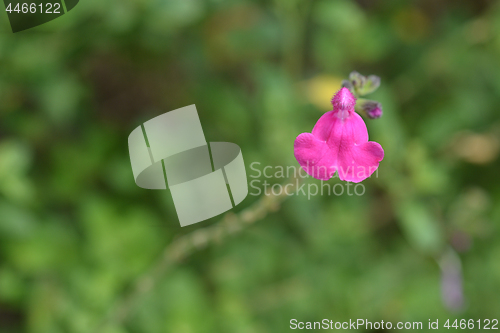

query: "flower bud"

left=349, top=71, right=366, bottom=92
left=347, top=71, right=381, bottom=96
left=357, top=75, right=381, bottom=95
left=355, top=98, right=383, bottom=119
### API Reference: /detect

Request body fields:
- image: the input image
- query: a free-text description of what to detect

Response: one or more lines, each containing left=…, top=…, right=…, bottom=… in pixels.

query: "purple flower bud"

left=355, top=99, right=383, bottom=119
left=366, top=103, right=383, bottom=119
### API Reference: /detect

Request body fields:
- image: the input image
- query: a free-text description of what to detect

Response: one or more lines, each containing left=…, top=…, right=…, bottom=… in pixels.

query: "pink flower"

left=294, top=87, right=384, bottom=183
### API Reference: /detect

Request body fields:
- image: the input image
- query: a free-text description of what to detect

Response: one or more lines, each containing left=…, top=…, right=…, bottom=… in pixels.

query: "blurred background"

left=1, top=0, right=500, bottom=332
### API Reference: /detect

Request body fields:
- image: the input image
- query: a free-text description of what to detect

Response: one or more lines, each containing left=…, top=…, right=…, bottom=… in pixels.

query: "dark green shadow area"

left=3, top=0, right=75, bottom=32
left=64, top=0, right=77, bottom=11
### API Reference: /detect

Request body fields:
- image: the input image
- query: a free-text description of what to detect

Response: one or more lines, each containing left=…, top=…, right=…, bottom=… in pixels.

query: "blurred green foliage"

left=1, top=0, right=500, bottom=332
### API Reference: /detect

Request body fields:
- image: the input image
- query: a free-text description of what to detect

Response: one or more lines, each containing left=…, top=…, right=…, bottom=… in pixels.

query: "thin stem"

left=96, top=176, right=300, bottom=331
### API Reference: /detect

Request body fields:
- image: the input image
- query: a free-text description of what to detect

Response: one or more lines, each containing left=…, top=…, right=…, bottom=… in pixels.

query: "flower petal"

left=337, top=141, right=384, bottom=183
left=294, top=133, right=336, bottom=180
